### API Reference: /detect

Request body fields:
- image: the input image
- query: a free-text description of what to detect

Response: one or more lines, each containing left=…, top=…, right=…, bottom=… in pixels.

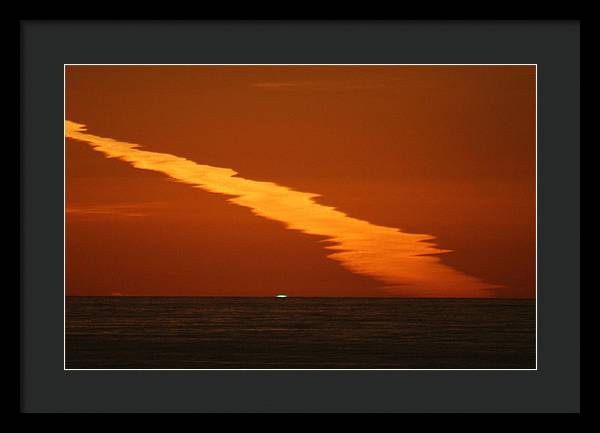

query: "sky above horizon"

left=65, top=65, right=535, bottom=298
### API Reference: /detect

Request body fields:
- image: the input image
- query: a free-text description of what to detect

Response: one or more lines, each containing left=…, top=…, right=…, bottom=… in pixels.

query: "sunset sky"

left=66, top=65, right=535, bottom=298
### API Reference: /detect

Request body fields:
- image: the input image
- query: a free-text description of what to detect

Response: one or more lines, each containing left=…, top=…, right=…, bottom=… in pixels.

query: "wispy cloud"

left=66, top=120, right=498, bottom=297
left=66, top=202, right=163, bottom=218
left=251, top=81, right=387, bottom=91
left=251, top=82, right=301, bottom=89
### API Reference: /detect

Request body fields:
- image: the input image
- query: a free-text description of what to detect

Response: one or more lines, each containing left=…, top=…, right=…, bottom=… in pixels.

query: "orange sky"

left=65, top=65, right=535, bottom=298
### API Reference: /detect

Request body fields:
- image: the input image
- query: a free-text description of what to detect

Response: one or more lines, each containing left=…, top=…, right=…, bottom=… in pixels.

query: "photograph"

left=64, top=64, right=536, bottom=370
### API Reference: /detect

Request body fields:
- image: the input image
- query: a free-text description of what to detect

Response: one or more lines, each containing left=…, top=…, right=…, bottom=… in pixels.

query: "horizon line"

left=65, top=294, right=536, bottom=300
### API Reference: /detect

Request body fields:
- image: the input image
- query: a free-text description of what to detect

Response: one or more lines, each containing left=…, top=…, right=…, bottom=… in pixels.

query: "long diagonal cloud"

left=66, top=121, right=497, bottom=297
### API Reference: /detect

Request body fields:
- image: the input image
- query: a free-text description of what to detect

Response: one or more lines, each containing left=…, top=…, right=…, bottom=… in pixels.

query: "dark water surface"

left=66, top=297, right=535, bottom=369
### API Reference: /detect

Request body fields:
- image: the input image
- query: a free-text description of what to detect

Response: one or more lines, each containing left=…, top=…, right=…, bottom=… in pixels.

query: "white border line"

left=536, top=64, right=538, bottom=371
left=63, top=64, right=538, bottom=371
left=63, top=67, right=67, bottom=369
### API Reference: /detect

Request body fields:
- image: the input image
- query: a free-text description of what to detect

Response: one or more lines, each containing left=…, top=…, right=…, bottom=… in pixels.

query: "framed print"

left=21, top=20, right=580, bottom=413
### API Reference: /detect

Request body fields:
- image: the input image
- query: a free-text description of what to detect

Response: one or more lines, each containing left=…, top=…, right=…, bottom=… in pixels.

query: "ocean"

left=65, top=297, right=535, bottom=369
